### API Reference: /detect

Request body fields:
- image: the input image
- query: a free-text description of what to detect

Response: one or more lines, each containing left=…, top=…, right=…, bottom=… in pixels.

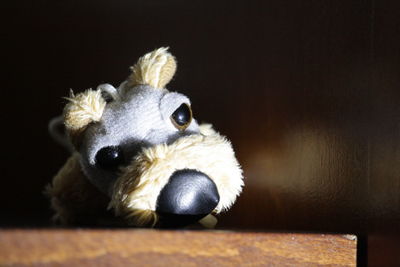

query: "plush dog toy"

left=47, top=48, right=243, bottom=228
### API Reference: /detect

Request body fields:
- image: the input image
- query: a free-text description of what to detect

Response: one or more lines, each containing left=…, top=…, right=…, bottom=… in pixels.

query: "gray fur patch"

left=79, top=84, right=200, bottom=195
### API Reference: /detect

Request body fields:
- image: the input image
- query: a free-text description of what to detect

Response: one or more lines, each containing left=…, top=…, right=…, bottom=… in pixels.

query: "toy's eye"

left=101, top=91, right=114, bottom=103
left=95, top=146, right=125, bottom=171
left=170, top=103, right=192, bottom=131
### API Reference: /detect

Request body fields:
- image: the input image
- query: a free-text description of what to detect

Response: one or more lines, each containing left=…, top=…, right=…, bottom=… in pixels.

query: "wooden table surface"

left=0, top=229, right=357, bottom=266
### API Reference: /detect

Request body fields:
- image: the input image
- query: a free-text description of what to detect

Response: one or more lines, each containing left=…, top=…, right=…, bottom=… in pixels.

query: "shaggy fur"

left=128, top=47, right=177, bottom=89
left=64, top=89, right=106, bottom=132
left=110, top=124, right=243, bottom=227
left=45, top=153, right=110, bottom=225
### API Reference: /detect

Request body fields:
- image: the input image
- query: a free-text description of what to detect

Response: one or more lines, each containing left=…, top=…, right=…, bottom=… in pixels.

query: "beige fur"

left=45, top=154, right=109, bottom=225
left=64, top=89, right=106, bottom=132
left=128, top=47, right=177, bottom=89
left=109, top=124, right=243, bottom=227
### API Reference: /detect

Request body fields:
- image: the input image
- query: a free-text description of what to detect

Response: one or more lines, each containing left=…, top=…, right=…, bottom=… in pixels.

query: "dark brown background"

left=2, top=0, right=399, bottom=266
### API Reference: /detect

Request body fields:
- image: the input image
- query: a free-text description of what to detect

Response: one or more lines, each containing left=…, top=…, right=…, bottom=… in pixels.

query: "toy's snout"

left=156, top=169, right=220, bottom=227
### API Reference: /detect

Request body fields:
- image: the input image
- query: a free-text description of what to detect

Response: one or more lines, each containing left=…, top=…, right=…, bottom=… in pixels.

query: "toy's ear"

left=63, top=89, right=106, bottom=137
left=128, top=47, right=177, bottom=89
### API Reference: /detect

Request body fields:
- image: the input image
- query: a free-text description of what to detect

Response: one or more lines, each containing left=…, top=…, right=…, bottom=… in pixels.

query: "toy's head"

left=50, top=48, right=243, bottom=227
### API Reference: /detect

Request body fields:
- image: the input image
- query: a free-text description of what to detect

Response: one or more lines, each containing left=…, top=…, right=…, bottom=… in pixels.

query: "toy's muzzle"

left=156, top=169, right=220, bottom=227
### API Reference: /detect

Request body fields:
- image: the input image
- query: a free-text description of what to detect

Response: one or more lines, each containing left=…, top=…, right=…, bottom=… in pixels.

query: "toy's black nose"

left=156, top=169, right=219, bottom=227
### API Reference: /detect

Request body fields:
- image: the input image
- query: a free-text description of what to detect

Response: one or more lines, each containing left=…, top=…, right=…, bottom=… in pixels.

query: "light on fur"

left=129, top=47, right=177, bottom=89
left=64, top=89, right=106, bottom=131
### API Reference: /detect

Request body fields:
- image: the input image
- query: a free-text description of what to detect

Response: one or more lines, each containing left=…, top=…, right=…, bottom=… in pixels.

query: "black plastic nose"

left=156, top=169, right=219, bottom=227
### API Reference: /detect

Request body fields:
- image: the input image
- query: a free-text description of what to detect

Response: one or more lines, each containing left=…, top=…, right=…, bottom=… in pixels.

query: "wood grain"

left=0, top=229, right=356, bottom=267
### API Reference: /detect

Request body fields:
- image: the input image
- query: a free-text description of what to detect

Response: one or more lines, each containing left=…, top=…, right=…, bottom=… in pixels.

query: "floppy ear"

left=63, top=89, right=106, bottom=135
left=128, top=47, right=177, bottom=89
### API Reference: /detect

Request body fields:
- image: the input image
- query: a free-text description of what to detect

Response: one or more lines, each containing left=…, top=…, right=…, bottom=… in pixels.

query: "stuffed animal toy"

left=47, top=47, right=243, bottom=228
